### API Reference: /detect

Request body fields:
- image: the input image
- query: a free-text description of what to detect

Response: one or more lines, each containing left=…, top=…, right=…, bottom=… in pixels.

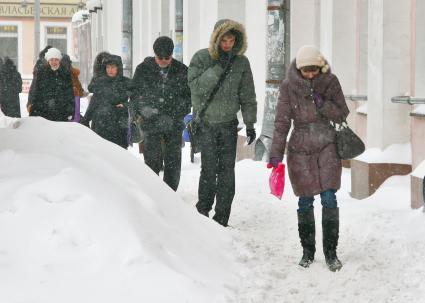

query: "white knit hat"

left=295, top=45, right=329, bottom=73
left=44, top=47, right=62, bottom=61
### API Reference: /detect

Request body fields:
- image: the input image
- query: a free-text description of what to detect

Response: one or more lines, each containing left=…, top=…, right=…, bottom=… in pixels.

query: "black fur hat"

left=153, top=36, right=174, bottom=57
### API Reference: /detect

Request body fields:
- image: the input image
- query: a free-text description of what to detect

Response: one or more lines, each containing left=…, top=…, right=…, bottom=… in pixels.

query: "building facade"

left=0, top=0, right=85, bottom=90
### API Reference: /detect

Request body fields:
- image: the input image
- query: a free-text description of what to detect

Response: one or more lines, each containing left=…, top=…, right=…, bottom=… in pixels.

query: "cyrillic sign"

left=0, top=4, right=79, bottom=18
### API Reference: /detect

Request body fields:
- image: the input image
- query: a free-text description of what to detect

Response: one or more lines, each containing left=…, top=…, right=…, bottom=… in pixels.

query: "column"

left=290, top=0, right=320, bottom=58
left=367, top=0, right=411, bottom=149
left=411, top=0, right=425, bottom=208
left=245, top=0, right=266, bottom=125
left=218, top=0, right=245, bottom=24
left=183, top=0, right=218, bottom=64
left=103, top=0, right=122, bottom=55
left=351, top=0, right=413, bottom=199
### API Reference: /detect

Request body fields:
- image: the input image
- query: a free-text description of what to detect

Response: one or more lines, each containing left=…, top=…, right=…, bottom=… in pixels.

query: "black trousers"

left=196, top=120, right=238, bottom=226
left=143, top=129, right=182, bottom=191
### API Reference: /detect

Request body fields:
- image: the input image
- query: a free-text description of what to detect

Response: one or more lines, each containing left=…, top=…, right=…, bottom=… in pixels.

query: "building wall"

left=245, top=0, right=266, bottom=125
left=0, top=0, right=85, bottom=81
left=102, top=0, right=122, bottom=56
left=290, top=0, right=320, bottom=59
left=367, top=0, right=411, bottom=149
left=183, top=0, right=218, bottom=65
left=218, top=0, right=245, bottom=24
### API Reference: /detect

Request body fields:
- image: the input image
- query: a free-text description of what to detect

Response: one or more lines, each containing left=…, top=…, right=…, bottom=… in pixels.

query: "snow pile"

left=356, top=103, right=367, bottom=115
left=0, top=117, right=239, bottom=303
left=72, top=10, right=90, bottom=23
left=412, top=160, right=425, bottom=178
left=412, top=104, right=425, bottom=116
left=0, top=109, right=20, bottom=129
left=355, top=143, right=412, bottom=164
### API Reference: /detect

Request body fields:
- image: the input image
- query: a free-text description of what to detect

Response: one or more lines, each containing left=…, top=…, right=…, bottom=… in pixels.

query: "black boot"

left=322, top=207, right=342, bottom=272
left=297, top=209, right=316, bottom=268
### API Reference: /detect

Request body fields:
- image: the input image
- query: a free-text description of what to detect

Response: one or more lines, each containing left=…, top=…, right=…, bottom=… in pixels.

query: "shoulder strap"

left=197, top=57, right=236, bottom=120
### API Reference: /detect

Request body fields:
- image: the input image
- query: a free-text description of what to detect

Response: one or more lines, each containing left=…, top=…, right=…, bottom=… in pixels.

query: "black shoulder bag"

left=331, top=120, right=365, bottom=160
left=188, top=58, right=236, bottom=155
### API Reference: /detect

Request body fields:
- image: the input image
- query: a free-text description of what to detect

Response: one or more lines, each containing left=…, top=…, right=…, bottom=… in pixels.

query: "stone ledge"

left=411, top=175, right=424, bottom=209
left=351, top=160, right=412, bottom=199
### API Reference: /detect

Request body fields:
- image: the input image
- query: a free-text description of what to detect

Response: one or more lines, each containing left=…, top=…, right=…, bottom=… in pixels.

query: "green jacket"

left=188, top=19, right=257, bottom=129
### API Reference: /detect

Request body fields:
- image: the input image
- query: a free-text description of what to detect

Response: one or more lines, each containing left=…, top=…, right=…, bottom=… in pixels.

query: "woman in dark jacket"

left=269, top=45, right=349, bottom=272
left=26, top=45, right=52, bottom=113
left=81, top=51, right=111, bottom=125
left=85, top=54, right=131, bottom=148
left=0, top=57, right=22, bottom=117
left=28, top=47, right=74, bottom=121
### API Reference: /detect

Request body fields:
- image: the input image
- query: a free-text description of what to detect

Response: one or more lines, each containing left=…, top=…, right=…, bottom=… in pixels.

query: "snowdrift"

left=0, top=117, right=239, bottom=303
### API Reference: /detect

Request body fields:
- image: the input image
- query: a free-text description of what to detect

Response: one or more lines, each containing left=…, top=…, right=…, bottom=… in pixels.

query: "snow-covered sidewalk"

left=178, top=151, right=425, bottom=303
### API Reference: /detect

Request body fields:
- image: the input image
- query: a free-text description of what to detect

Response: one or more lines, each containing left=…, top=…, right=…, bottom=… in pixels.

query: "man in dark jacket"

left=188, top=19, right=257, bottom=227
left=131, top=36, right=191, bottom=191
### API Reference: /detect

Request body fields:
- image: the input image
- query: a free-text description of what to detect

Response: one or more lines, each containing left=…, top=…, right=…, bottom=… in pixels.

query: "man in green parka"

left=188, top=19, right=257, bottom=227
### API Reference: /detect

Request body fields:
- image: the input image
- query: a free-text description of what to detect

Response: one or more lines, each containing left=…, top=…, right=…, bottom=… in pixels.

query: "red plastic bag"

left=267, top=163, right=286, bottom=199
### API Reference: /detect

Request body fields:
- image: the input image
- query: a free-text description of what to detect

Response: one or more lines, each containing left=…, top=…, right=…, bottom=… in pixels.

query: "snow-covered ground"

left=182, top=151, right=425, bottom=303
left=1, top=111, right=424, bottom=302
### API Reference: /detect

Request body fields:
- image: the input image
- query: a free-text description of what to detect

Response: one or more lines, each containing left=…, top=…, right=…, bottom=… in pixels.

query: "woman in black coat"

left=28, top=47, right=74, bottom=121
left=0, top=58, right=23, bottom=118
left=85, top=54, right=131, bottom=148
left=81, top=51, right=110, bottom=125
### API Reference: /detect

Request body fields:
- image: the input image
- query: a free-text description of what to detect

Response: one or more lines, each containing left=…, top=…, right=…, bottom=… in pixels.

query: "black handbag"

left=129, top=118, right=144, bottom=144
left=127, top=107, right=144, bottom=144
left=333, top=120, right=365, bottom=160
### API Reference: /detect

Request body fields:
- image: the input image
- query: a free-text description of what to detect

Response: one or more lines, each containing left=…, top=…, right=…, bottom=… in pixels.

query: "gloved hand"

left=246, top=128, right=256, bottom=145
left=267, top=157, right=280, bottom=169
left=312, top=92, right=324, bottom=108
left=217, top=51, right=233, bottom=69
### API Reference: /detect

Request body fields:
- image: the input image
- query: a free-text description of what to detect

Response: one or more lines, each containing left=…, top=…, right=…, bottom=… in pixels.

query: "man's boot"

left=322, top=207, right=342, bottom=272
left=297, top=209, right=316, bottom=268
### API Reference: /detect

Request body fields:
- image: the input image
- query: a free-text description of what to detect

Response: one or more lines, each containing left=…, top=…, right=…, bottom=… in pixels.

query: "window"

left=45, top=26, right=67, bottom=54
left=0, top=25, right=19, bottom=67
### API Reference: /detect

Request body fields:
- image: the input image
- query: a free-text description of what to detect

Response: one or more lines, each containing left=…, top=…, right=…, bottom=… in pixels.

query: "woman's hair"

left=61, top=54, right=72, bottom=71
left=39, top=45, right=52, bottom=59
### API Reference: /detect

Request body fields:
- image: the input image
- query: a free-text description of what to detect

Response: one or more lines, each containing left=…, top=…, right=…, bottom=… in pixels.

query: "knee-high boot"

left=322, top=207, right=342, bottom=271
left=297, top=209, right=316, bottom=268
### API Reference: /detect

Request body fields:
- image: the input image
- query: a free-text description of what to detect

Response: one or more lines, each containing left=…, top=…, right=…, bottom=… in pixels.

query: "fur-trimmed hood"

left=208, top=19, right=247, bottom=60
left=102, top=54, right=124, bottom=79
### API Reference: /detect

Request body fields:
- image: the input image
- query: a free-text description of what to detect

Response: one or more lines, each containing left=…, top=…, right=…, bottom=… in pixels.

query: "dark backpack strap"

left=197, top=56, right=236, bottom=120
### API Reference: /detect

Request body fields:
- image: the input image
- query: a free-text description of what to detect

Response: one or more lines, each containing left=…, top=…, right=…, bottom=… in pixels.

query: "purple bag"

left=73, top=96, right=81, bottom=122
